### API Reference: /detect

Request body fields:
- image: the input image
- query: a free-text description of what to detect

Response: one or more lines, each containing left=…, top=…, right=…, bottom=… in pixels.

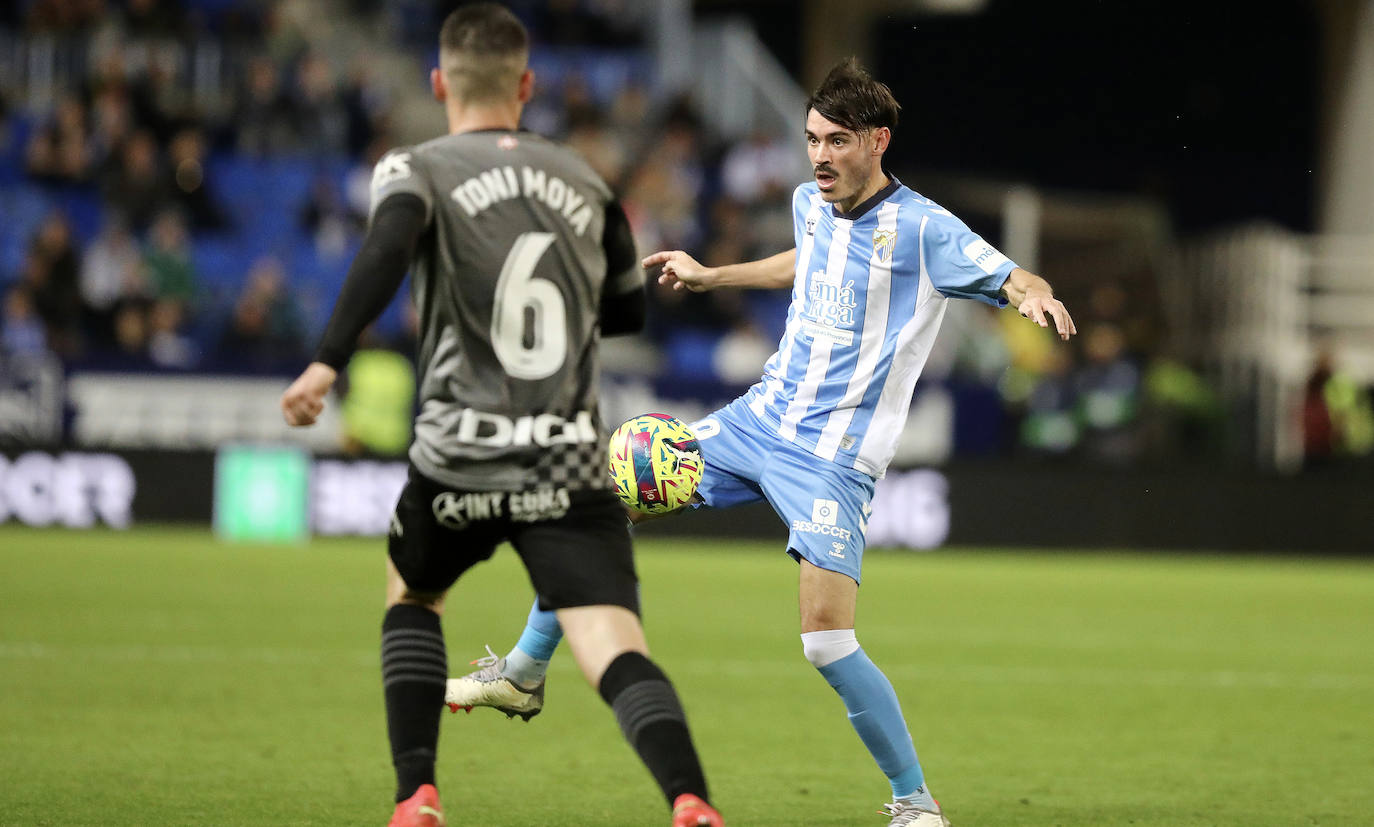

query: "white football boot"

left=444, top=647, right=544, bottom=721
left=879, top=799, right=951, bottom=827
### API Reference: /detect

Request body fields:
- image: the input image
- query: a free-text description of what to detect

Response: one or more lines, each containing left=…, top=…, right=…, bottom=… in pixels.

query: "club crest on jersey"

left=872, top=228, right=897, bottom=263
left=805, top=215, right=817, bottom=235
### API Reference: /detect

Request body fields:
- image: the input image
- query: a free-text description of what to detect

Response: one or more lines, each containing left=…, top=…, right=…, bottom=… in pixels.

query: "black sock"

left=598, top=651, right=709, bottom=807
left=381, top=603, right=447, bottom=803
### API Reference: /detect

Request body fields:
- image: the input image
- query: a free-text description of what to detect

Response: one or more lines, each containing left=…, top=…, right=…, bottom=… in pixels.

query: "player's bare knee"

left=386, top=590, right=445, bottom=613
left=799, top=600, right=857, bottom=633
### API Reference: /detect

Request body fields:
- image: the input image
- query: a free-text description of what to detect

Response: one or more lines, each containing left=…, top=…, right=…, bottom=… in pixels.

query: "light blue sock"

left=501, top=599, right=563, bottom=687
left=515, top=599, right=563, bottom=659
left=817, top=648, right=932, bottom=805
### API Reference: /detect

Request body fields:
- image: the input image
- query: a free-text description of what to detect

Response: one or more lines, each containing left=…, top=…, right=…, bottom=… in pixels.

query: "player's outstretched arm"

left=1000, top=267, right=1077, bottom=341
left=281, top=362, right=338, bottom=426
left=280, top=193, right=426, bottom=427
left=644, top=248, right=796, bottom=292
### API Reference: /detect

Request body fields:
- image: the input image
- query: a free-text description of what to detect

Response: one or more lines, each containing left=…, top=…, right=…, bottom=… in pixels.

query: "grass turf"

left=1, top=525, right=1372, bottom=825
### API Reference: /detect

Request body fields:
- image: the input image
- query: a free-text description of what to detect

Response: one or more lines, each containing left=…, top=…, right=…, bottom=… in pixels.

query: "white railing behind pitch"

left=1175, top=225, right=1374, bottom=471
left=689, top=18, right=812, bottom=182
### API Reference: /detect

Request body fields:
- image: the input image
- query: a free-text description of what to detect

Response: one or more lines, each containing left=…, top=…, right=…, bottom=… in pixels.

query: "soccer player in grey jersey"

left=280, top=5, right=723, bottom=826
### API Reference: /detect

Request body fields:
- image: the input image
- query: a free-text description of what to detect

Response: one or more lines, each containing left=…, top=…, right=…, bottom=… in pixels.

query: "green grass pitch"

left=2, top=525, right=1372, bottom=826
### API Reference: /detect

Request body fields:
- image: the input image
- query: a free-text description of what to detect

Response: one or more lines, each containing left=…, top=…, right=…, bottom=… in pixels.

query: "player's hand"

left=643, top=250, right=714, bottom=292
left=281, top=362, right=338, bottom=427
left=1018, top=291, right=1077, bottom=341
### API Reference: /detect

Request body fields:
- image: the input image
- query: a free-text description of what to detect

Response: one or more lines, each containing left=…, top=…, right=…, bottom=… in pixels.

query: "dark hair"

left=804, top=57, right=900, bottom=134
left=438, top=3, right=529, bottom=101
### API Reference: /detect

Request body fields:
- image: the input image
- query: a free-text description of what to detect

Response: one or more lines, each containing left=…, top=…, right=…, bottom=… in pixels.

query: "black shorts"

left=388, top=466, right=638, bottom=613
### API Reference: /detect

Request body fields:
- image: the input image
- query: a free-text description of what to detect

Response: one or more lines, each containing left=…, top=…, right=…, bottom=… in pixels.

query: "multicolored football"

left=607, top=413, right=704, bottom=514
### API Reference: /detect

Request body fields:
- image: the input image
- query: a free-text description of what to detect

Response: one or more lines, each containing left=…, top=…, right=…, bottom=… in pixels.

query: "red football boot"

left=672, top=793, right=724, bottom=827
left=388, top=784, right=445, bottom=827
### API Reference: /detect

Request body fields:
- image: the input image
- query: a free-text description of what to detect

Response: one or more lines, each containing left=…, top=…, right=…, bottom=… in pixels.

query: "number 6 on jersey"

left=491, top=231, right=567, bottom=380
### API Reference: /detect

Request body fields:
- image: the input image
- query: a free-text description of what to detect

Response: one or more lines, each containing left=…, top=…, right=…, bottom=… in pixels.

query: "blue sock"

left=817, top=648, right=930, bottom=803
left=501, top=599, right=563, bottom=687
left=515, top=599, right=563, bottom=660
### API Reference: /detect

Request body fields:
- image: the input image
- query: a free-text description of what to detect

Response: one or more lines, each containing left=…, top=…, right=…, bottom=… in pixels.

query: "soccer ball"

left=607, top=413, right=704, bottom=514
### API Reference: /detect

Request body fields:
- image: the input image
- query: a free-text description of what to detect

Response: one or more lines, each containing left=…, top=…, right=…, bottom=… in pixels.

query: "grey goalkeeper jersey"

left=368, top=129, right=642, bottom=492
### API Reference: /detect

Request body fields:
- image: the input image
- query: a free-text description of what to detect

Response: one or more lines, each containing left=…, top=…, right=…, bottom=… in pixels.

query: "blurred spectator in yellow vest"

left=341, top=347, right=414, bottom=456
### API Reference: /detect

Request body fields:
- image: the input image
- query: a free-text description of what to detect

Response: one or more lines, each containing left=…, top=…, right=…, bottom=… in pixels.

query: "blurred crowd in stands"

left=2, top=0, right=1369, bottom=468
left=2, top=0, right=393, bottom=375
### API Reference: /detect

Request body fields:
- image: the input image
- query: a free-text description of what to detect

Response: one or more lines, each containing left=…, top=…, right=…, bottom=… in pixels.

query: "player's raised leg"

left=445, top=598, right=561, bottom=718
left=447, top=502, right=676, bottom=716
left=505, top=487, right=722, bottom=825
left=799, top=561, right=948, bottom=826
left=507, top=599, right=563, bottom=681
left=558, top=604, right=723, bottom=827
left=382, top=558, right=449, bottom=825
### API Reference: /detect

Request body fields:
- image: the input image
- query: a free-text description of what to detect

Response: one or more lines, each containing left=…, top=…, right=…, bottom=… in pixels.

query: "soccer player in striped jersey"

left=448, top=58, right=1076, bottom=826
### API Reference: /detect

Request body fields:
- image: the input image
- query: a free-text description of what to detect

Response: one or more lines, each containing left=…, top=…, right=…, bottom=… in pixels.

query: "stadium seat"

left=0, top=185, right=52, bottom=277
left=54, top=185, right=103, bottom=243
left=665, top=330, right=724, bottom=382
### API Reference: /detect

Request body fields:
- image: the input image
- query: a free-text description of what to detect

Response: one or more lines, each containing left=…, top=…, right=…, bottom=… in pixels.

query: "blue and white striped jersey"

left=742, top=177, right=1015, bottom=478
